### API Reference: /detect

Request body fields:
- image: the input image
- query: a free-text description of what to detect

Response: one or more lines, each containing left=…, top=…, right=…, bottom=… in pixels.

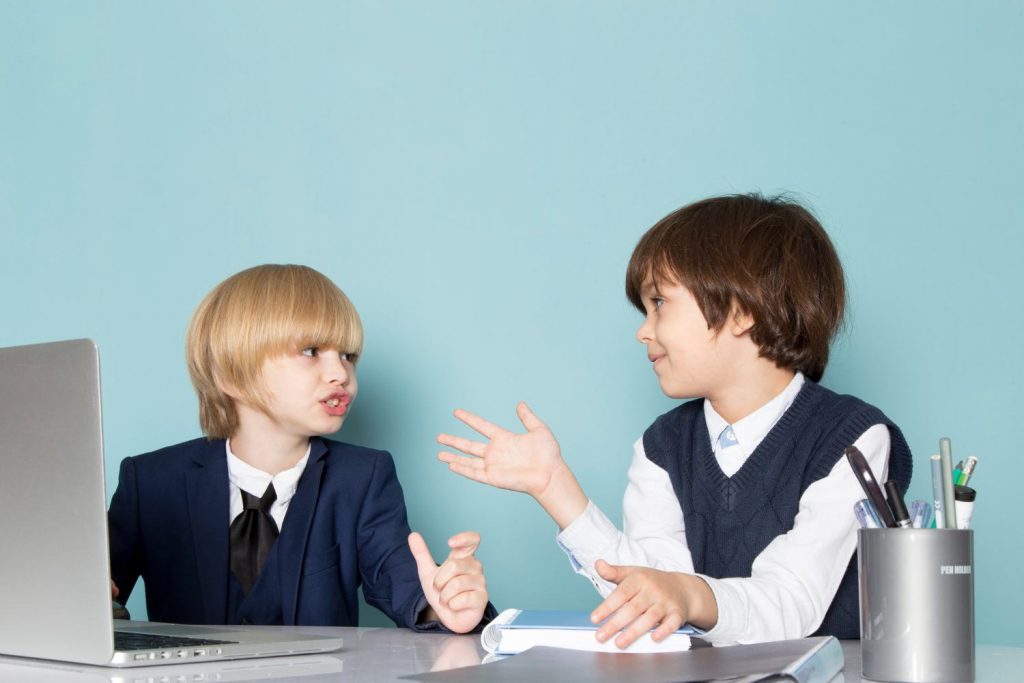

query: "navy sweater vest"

left=643, top=380, right=912, bottom=639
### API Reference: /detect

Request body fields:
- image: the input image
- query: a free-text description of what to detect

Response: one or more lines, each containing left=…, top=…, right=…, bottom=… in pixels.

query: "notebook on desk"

left=0, top=339, right=343, bottom=668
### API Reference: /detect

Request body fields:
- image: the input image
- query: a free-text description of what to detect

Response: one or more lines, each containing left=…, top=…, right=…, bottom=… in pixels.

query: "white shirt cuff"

left=694, top=575, right=747, bottom=645
left=555, top=500, right=619, bottom=595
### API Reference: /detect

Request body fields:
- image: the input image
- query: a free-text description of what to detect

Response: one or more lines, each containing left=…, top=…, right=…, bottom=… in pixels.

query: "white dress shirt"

left=556, top=373, right=891, bottom=645
left=226, top=440, right=310, bottom=532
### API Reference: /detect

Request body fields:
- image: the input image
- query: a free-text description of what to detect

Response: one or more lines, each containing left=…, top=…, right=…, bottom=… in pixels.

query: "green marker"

left=957, top=455, right=979, bottom=486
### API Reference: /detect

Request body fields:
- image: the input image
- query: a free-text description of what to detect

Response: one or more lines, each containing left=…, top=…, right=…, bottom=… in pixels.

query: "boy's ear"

left=213, top=371, right=244, bottom=402
left=729, top=305, right=756, bottom=337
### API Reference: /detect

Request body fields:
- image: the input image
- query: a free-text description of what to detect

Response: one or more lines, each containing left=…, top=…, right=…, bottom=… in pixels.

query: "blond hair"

left=186, top=264, right=363, bottom=438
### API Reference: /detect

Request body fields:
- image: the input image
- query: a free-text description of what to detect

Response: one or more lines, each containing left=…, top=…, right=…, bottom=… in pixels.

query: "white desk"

left=0, top=628, right=1020, bottom=682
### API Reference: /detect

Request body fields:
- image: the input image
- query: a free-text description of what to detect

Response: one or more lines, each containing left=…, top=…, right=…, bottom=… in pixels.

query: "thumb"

left=408, top=532, right=438, bottom=582
left=516, top=401, right=547, bottom=432
left=447, top=530, right=480, bottom=560
left=595, top=559, right=630, bottom=584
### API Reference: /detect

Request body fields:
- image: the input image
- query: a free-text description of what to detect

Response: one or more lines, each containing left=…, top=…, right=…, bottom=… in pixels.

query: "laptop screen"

left=0, top=339, right=117, bottom=664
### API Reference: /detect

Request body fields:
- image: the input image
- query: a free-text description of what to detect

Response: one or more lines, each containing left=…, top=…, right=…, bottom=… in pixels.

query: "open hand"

left=590, top=560, right=716, bottom=649
left=409, top=531, right=488, bottom=634
left=437, top=402, right=565, bottom=498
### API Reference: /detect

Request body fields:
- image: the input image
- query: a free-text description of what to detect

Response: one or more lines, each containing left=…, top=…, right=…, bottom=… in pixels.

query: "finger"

left=407, top=532, right=438, bottom=585
left=595, top=559, right=632, bottom=585
left=515, top=401, right=548, bottom=432
left=437, top=450, right=485, bottom=470
left=111, top=580, right=119, bottom=599
left=452, top=409, right=502, bottom=439
left=433, top=556, right=482, bottom=593
left=439, top=573, right=486, bottom=605
left=591, top=580, right=636, bottom=629
left=651, top=610, right=685, bottom=641
left=615, top=605, right=664, bottom=649
left=596, top=596, right=643, bottom=643
left=446, top=588, right=487, bottom=613
left=437, top=433, right=487, bottom=457
left=447, top=530, right=480, bottom=559
left=439, top=455, right=493, bottom=485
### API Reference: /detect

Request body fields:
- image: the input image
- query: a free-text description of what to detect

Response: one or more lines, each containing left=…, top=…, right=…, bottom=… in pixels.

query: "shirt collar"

left=225, top=439, right=311, bottom=504
left=703, top=372, right=806, bottom=455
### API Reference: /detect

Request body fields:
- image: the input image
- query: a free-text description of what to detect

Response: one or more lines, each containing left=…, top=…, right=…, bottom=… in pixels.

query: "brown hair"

left=625, top=194, right=845, bottom=382
left=186, top=264, right=363, bottom=438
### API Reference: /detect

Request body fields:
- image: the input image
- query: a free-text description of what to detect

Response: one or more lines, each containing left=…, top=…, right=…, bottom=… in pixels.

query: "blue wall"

left=2, top=2, right=1021, bottom=645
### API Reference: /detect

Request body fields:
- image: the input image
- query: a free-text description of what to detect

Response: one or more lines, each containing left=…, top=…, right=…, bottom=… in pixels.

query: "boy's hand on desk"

left=590, top=560, right=718, bottom=649
left=437, top=403, right=587, bottom=528
left=409, top=531, right=488, bottom=634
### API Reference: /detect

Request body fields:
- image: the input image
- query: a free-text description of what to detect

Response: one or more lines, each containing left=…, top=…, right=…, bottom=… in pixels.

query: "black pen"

left=884, top=480, right=912, bottom=528
left=845, top=446, right=897, bottom=528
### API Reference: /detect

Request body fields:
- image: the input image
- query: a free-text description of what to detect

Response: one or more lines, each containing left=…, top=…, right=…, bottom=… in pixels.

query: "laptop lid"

left=0, top=339, right=343, bottom=667
left=0, top=339, right=116, bottom=665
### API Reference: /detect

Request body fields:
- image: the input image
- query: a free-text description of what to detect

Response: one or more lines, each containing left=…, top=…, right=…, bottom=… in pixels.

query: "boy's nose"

left=636, top=318, right=654, bottom=344
left=323, top=354, right=350, bottom=384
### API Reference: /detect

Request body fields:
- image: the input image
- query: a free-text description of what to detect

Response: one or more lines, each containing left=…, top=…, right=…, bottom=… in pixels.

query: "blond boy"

left=110, top=265, right=492, bottom=631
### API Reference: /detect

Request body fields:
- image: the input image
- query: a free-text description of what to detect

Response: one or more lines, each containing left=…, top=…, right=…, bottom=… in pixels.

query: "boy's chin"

left=658, top=380, right=701, bottom=401
left=312, top=417, right=346, bottom=435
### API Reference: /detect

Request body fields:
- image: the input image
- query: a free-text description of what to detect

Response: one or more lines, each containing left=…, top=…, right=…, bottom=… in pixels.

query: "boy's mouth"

left=321, top=393, right=351, bottom=416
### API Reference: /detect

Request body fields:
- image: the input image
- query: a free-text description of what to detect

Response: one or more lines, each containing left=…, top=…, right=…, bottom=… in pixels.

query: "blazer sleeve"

left=353, top=450, right=430, bottom=628
left=353, top=450, right=498, bottom=632
left=107, top=456, right=143, bottom=603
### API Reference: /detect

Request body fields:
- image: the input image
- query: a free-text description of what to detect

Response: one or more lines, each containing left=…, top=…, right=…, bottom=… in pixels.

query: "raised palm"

left=437, top=402, right=563, bottom=497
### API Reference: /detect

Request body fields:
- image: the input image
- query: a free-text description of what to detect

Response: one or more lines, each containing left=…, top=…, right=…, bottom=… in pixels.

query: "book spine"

left=480, top=608, right=522, bottom=655
left=787, top=637, right=844, bottom=683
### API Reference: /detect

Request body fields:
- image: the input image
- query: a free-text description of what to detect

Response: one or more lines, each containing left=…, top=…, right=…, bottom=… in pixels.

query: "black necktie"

left=229, top=483, right=279, bottom=595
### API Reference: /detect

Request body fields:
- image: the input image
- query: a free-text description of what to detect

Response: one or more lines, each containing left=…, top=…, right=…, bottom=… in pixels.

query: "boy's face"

left=635, top=279, right=744, bottom=400
left=255, top=345, right=358, bottom=439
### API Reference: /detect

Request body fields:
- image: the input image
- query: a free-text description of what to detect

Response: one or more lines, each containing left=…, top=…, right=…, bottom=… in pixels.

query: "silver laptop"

left=0, top=339, right=343, bottom=667
left=0, top=652, right=344, bottom=682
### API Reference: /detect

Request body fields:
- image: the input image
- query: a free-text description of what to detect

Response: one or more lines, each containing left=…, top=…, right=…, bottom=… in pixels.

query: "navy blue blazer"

left=108, top=436, right=444, bottom=628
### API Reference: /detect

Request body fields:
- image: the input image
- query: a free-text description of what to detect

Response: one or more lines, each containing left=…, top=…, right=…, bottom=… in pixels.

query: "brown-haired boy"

left=437, top=194, right=912, bottom=646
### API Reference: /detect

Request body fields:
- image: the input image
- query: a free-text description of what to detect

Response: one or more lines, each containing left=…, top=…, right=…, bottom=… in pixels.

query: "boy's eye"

left=301, top=347, right=320, bottom=357
left=340, top=352, right=358, bottom=363
left=650, top=297, right=664, bottom=311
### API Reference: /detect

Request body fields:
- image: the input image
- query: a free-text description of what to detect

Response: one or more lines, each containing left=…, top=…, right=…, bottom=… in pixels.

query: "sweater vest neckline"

left=696, top=380, right=827, bottom=509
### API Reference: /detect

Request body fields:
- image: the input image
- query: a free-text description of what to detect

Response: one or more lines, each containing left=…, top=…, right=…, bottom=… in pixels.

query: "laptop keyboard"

left=114, top=630, right=238, bottom=651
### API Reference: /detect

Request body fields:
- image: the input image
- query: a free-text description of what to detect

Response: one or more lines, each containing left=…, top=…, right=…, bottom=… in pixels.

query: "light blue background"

left=2, top=2, right=1021, bottom=646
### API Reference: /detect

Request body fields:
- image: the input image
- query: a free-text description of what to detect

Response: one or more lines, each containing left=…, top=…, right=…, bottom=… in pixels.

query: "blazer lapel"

left=186, top=439, right=230, bottom=624
left=279, top=438, right=327, bottom=625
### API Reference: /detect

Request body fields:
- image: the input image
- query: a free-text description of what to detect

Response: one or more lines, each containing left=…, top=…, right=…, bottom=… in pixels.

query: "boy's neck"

left=707, top=363, right=797, bottom=425
left=230, top=409, right=311, bottom=476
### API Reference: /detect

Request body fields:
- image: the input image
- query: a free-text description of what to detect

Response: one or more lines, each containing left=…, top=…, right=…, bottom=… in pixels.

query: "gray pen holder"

left=858, top=529, right=974, bottom=683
